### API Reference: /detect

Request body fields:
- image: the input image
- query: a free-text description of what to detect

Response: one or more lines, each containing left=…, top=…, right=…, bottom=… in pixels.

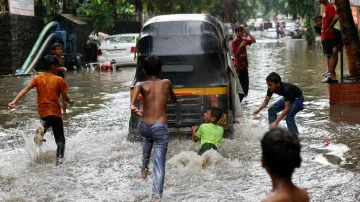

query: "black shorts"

left=198, top=143, right=217, bottom=155
left=322, top=39, right=335, bottom=57
left=41, top=115, right=65, bottom=145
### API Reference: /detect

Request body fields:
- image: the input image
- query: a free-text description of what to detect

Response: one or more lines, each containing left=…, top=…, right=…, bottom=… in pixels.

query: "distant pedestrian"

left=280, top=22, right=286, bottom=37
left=232, top=26, right=256, bottom=101
left=276, top=22, right=283, bottom=38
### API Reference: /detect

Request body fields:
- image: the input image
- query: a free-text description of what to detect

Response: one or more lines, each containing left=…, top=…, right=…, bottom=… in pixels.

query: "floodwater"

left=1, top=35, right=360, bottom=202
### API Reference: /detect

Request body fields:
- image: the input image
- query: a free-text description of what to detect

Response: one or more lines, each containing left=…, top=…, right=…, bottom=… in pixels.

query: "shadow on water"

left=0, top=36, right=359, bottom=201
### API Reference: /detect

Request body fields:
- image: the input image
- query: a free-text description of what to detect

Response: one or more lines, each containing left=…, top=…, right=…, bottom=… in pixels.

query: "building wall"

left=0, top=15, right=44, bottom=75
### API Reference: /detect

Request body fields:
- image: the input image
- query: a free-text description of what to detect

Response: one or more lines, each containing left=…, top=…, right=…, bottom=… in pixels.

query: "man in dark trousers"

left=232, top=26, right=256, bottom=101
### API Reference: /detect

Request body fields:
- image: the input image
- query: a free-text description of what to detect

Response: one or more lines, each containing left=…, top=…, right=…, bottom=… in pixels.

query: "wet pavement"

left=0, top=33, right=360, bottom=201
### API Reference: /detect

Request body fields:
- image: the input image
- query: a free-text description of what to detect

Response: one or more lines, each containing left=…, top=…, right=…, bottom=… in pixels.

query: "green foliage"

left=141, top=0, right=220, bottom=14
left=77, top=0, right=134, bottom=34
left=41, top=0, right=62, bottom=23
left=234, top=0, right=260, bottom=23
left=259, top=0, right=319, bottom=45
left=305, top=17, right=316, bottom=46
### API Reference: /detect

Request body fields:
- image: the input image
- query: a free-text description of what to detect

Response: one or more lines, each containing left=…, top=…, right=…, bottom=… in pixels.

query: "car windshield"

left=104, top=36, right=136, bottom=44
left=118, top=36, right=136, bottom=43
left=134, top=54, right=227, bottom=87
left=104, top=37, right=119, bottom=44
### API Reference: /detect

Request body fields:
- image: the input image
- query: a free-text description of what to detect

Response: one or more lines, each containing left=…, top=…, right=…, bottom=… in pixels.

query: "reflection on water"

left=0, top=37, right=359, bottom=201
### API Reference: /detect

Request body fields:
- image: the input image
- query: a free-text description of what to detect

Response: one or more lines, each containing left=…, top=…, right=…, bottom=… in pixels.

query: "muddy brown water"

left=0, top=35, right=359, bottom=201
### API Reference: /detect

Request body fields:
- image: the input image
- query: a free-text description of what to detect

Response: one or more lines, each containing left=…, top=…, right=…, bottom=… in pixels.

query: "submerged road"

left=0, top=35, right=359, bottom=201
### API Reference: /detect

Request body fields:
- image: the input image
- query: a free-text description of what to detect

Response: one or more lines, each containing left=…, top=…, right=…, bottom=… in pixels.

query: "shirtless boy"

left=130, top=56, right=177, bottom=201
left=261, top=128, right=309, bottom=202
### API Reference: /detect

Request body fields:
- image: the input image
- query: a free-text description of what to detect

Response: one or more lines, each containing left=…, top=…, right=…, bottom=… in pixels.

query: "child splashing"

left=8, top=55, right=74, bottom=166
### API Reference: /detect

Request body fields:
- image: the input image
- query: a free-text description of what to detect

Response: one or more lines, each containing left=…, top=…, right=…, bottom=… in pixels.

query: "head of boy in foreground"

left=52, top=43, right=63, bottom=57
left=203, top=107, right=223, bottom=124
left=261, top=128, right=301, bottom=179
left=143, top=56, right=162, bottom=76
left=266, top=72, right=282, bottom=93
left=44, top=55, right=60, bottom=74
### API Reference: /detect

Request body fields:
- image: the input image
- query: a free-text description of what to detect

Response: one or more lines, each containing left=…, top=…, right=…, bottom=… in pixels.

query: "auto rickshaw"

left=128, top=14, right=243, bottom=140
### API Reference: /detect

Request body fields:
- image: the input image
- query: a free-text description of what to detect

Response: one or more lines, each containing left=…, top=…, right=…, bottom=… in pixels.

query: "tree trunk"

left=223, top=0, right=234, bottom=23
left=335, top=0, right=360, bottom=79
left=135, top=0, right=143, bottom=24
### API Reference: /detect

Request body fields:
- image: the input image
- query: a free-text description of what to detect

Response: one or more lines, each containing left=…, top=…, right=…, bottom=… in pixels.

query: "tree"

left=259, top=0, right=319, bottom=45
left=76, top=0, right=134, bottom=34
left=335, top=0, right=360, bottom=78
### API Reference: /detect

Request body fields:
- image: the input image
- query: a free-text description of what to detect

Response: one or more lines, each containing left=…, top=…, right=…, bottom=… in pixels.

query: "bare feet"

left=141, top=168, right=151, bottom=179
left=202, top=157, right=208, bottom=169
left=34, top=127, right=45, bottom=145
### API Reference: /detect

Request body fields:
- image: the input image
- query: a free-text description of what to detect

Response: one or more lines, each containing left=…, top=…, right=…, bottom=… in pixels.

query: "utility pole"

left=335, top=0, right=360, bottom=79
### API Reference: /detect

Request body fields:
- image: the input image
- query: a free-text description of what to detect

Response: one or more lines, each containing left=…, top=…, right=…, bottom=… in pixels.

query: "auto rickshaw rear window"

left=143, top=21, right=218, bottom=36
left=162, top=64, right=194, bottom=73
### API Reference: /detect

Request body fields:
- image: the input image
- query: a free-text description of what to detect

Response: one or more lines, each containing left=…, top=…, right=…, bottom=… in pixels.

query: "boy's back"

left=197, top=123, right=223, bottom=147
left=261, top=128, right=309, bottom=202
left=263, top=187, right=309, bottom=202
left=31, top=72, right=68, bottom=118
left=140, top=79, right=173, bottom=125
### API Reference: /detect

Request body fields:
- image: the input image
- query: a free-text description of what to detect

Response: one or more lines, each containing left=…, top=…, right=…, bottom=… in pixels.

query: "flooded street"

left=1, top=35, right=360, bottom=201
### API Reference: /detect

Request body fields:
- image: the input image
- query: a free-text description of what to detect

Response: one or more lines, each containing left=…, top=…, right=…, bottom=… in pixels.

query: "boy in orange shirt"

left=8, top=55, right=74, bottom=166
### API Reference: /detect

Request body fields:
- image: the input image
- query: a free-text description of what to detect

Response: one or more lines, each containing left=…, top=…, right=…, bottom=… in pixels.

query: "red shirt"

left=232, top=37, right=252, bottom=70
left=321, top=3, right=336, bottom=41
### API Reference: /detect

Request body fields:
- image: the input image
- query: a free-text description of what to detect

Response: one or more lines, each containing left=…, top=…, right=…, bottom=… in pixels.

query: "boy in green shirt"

left=192, top=107, right=224, bottom=155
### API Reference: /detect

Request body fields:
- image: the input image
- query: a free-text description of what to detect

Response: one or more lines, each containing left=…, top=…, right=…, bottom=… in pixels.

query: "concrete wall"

left=0, top=15, right=44, bottom=75
left=328, top=83, right=360, bottom=124
left=329, top=83, right=360, bottom=106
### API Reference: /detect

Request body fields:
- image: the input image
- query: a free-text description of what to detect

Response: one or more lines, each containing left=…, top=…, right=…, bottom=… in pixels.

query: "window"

left=104, top=37, right=120, bottom=44
left=162, top=64, right=194, bottom=72
left=103, top=36, right=136, bottom=44
left=118, top=36, right=136, bottom=43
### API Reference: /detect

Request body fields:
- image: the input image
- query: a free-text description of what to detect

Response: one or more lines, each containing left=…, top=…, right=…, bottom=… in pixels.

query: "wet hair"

left=261, top=128, right=301, bottom=179
left=313, top=15, right=322, bottom=21
left=144, top=56, right=162, bottom=76
left=266, top=72, right=281, bottom=83
left=209, top=106, right=223, bottom=123
left=44, top=55, right=59, bottom=70
left=52, top=43, right=62, bottom=50
left=235, top=26, right=244, bottom=32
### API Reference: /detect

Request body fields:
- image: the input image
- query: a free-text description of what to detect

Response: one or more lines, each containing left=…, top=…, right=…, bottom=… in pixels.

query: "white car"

left=97, top=33, right=139, bottom=66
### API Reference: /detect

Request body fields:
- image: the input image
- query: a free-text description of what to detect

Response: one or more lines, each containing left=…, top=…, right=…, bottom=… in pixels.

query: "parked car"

left=285, top=21, right=303, bottom=39
left=97, top=33, right=139, bottom=67
left=253, top=21, right=264, bottom=31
